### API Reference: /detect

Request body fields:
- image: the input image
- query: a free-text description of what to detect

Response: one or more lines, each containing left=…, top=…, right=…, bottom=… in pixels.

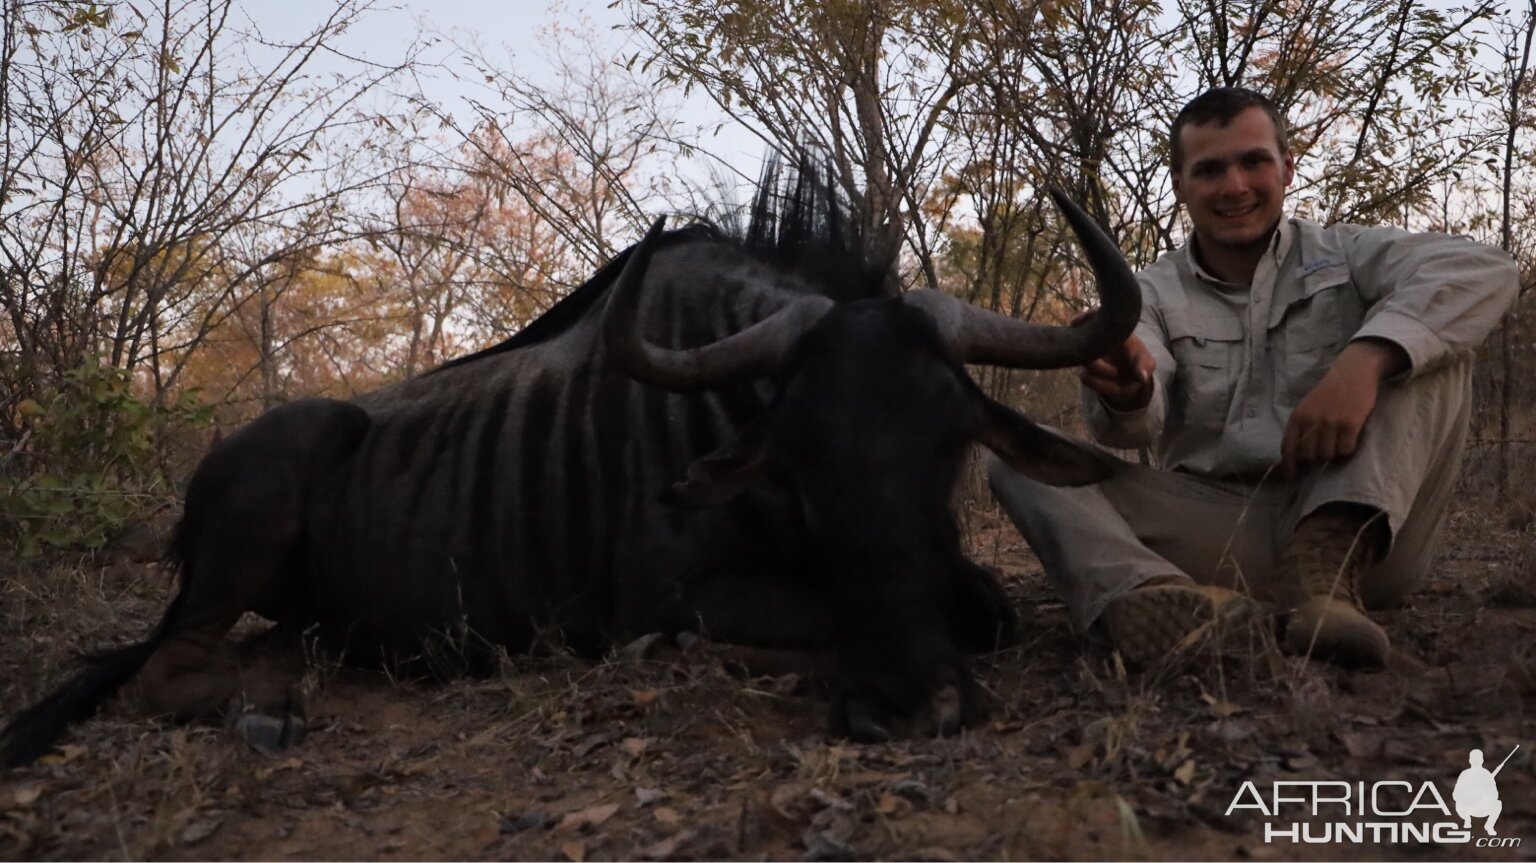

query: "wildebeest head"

left=604, top=188, right=1137, bottom=500
left=601, top=188, right=1139, bottom=739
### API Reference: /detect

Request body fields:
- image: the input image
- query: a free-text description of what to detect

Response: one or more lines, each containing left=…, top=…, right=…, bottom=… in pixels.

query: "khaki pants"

left=988, top=357, right=1473, bottom=633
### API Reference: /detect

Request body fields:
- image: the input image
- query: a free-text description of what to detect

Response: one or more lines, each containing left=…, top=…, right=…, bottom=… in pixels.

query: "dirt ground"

left=2, top=497, right=1534, bottom=861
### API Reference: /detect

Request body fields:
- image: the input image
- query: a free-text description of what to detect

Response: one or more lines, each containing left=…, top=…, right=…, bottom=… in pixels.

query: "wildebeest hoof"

left=228, top=691, right=307, bottom=755
left=841, top=697, right=893, bottom=743
left=836, top=681, right=982, bottom=742
left=618, top=632, right=672, bottom=662
left=924, top=684, right=964, bottom=736
left=232, top=711, right=305, bottom=754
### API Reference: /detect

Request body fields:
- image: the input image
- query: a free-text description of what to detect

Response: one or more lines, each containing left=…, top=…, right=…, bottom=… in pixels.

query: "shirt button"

left=1246, top=408, right=1258, bottom=418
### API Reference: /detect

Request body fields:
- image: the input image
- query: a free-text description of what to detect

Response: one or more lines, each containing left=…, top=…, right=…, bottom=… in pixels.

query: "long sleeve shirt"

left=1083, top=217, right=1520, bottom=478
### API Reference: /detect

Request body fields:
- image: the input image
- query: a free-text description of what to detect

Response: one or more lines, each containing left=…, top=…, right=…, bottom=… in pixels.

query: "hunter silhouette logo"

left=1455, top=746, right=1517, bottom=837
left=1226, top=743, right=1523, bottom=847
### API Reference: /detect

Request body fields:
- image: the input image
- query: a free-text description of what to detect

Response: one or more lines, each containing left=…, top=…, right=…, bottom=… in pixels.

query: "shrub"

left=2, top=359, right=211, bottom=557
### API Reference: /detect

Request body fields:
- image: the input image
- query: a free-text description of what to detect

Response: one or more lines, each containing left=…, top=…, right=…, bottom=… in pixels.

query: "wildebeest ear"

left=661, top=415, right=775, bottom=508
left=977, top=396, right=1119, bottom=487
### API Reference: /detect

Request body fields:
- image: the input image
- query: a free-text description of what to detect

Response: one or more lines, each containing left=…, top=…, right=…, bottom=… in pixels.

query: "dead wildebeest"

left=1, top=172, right=1138, bottom=766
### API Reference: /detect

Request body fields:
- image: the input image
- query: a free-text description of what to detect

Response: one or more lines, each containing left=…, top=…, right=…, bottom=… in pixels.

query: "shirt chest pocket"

left=1164, top=309, right=1244, bottom=427
left=1276, top=268, right=1360, bottom=404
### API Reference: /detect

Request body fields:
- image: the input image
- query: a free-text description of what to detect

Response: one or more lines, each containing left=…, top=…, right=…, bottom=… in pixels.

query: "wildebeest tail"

left=0, top=526, right=191, bottom=769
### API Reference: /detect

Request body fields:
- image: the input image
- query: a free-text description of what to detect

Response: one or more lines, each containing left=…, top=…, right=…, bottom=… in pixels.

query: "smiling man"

left=989, top=87, right=1518, bottom=669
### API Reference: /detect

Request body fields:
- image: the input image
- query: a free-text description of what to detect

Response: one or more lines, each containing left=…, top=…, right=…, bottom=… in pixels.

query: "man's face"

left=1172, top=106, right=1295, bottom=252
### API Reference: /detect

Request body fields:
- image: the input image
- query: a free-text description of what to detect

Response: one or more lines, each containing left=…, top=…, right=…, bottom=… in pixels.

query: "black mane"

left=431, top=161, right=886, bottom=374
left=734, top=158, right=887, bottom=305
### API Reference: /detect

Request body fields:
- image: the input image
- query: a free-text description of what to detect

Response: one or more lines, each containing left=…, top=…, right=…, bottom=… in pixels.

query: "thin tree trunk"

left=1498, top=2, right=1535, bottom=491
left=260, top=281, right=277, bottom=410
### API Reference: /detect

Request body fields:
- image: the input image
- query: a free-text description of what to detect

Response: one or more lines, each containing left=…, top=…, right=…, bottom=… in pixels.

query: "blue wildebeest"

left=1, top=174, right=1138, bottom=765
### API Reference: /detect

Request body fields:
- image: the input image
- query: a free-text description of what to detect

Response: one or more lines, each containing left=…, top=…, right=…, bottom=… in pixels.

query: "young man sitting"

left=989, top=87, right=1519, bottom=669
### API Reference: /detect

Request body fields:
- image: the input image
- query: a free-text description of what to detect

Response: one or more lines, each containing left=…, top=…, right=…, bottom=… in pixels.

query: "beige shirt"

left=1084, top=217, right=1520, bottom=477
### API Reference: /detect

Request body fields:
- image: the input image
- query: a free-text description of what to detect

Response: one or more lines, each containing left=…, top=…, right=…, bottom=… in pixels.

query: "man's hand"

left=1280, top=339, right=1409, bottom=478
left=1073, top=309, right=1155, bottom=412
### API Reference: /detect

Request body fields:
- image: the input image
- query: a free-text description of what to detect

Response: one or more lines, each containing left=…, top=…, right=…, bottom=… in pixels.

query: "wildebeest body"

left=2, top=174, right=1140, bottom=764
left=265, top=239, right=821, bottom=658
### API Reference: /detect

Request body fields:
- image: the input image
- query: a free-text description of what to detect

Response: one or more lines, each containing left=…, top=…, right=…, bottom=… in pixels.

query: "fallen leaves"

left=1210, top=718, right=1259, bottom=743
left=641, top=828, right=697, bottom=860
left=1, top=784, right=43, bottom=809
left=253, top=757, right=305, bottom=782
left=1065, top=741, right=1096, bottom=771
left=1172, top=759, right=1197, bottom=786
left=179, top=817, right=222, bottom=846
left=1336, top=729, right=1429, bottom=764
left=1201, top=691, right=1245, bottom=719
left=1340, top=730, right=1385, bottom=759
left=5, top=518, right=1531, bottom=862
left=557, top=802, right=620, bottom=834
left=36, top=744, right=86, bottom=766
left=500, top=811, right=555, bottom=834
left=875, top=792, right=909, bottom=816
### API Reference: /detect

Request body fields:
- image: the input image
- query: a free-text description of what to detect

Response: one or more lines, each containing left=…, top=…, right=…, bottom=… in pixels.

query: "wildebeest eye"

left=661, top=414, right=774, bottom=508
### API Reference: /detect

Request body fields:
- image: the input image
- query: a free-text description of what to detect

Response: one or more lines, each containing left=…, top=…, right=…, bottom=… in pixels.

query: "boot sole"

left=1101, top=584, right=1258, bottom=669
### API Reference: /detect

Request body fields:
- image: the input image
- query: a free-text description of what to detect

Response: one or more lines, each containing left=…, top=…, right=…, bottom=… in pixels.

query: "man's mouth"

left=1215, top=203, right=1259, bottom=219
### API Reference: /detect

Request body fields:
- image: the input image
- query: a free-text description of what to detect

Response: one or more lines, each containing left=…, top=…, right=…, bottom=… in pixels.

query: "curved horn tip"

left=1046, top=186, right=1089, bottom=220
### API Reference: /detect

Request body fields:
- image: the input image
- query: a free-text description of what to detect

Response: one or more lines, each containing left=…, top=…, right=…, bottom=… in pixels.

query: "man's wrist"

left=1342, top=338, right=1411, bottom=381
left=1099, top=381, right=1154, bottom=413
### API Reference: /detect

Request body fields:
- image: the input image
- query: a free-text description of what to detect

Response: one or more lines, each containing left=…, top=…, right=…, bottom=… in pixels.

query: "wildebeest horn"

left=903, top=188, right=1141, bottom=369
left=602, top=216, right=833, bottom=391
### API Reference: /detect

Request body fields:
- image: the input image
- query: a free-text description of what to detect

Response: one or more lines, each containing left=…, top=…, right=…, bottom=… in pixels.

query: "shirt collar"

left=1185, top=217, right=1294, bottom=289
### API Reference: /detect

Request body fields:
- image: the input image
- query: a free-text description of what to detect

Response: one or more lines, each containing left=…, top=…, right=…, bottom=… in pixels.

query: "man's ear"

left=1281, top=148, right=1296, bottom=187
left=976, top=396, right=1120, bottom=487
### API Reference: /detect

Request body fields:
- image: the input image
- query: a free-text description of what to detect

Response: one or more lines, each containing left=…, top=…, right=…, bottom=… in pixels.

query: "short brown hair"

left=1170, top=87, right=1289, bottom=170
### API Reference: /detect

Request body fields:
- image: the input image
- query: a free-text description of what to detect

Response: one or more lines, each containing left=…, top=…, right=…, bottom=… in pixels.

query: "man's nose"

left=1216, top=165, right=1249, bottom=196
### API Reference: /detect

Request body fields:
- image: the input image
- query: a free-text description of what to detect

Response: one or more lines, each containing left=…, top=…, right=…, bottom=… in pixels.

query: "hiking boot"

left=1281, top=507, right=1390, bottom=668
left=1100, top=575, right=1253, bottom=668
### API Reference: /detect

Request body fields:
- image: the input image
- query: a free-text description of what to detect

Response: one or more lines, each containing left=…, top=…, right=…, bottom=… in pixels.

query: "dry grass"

left=2, top=496, right=1534, bottom=860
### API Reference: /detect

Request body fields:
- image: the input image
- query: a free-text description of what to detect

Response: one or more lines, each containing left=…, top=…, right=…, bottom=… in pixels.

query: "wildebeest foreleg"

left=617, top=568, right=844, bottom=682
left=635, top=568, right=836, bottom=649
left=947, top=560, right=1019, bottom=653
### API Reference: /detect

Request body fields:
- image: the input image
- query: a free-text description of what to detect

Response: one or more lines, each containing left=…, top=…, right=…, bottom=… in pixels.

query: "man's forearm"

left=1338, top=338, right=1411, bottom=382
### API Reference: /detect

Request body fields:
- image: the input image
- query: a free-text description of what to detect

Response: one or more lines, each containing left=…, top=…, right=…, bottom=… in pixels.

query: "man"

left=989, top=87, right=1518, bottom=668
left=1453, top=749, right=1503, bottom=836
